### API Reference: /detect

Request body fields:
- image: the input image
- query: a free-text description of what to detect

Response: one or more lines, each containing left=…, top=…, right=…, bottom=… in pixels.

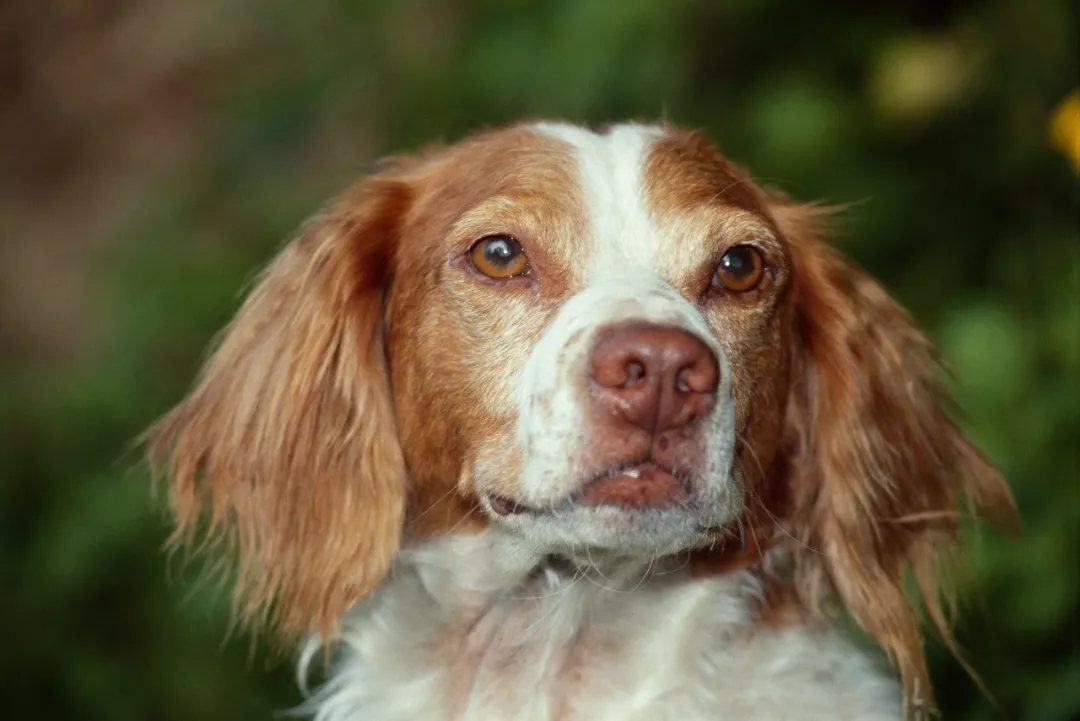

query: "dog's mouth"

left=487, top=462, right=691, bottom=517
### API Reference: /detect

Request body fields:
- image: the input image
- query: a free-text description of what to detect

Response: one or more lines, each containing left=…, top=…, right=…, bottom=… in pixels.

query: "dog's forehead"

left=526, top=122, right=770, bottom=281
left=531, top=122, right=666, bottom=273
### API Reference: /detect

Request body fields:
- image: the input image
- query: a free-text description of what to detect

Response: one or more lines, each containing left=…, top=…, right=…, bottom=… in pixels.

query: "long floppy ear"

left=772, top=199, right=1017, bottom=715
left=146, top=171, right=414, bottom=639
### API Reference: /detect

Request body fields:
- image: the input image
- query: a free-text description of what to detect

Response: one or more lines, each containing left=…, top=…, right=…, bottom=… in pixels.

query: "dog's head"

left=148, top=121, right=1013, bottom=707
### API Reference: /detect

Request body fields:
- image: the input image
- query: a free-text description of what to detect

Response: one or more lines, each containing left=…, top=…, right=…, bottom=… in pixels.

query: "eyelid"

left=724, top=227, right=777, bottom=250
left=722, top=233, right=782, bottom=269
left=449, top=198, right=535, bottom=250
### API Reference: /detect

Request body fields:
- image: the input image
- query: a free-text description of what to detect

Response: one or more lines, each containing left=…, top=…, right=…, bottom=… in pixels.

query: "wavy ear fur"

left=772, top=198, right=1016, bottom=716
left=146, top=173, right=414, bottom=639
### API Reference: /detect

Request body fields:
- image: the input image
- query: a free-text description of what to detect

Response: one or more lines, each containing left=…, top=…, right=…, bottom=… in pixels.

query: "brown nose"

left=589, top=324, right=719, bottom=434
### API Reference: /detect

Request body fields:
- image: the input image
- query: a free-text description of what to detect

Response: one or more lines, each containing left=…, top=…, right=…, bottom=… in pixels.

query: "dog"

left=148, top=120, right=1014, bottom=720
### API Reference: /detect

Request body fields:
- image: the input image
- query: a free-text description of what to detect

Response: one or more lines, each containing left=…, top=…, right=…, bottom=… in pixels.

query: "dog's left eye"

left=469, top=235, right=530, bottom=279
left=713, top=245, right=765, bottom=292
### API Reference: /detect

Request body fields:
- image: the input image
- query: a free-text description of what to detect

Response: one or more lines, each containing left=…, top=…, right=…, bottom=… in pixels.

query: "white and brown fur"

left=148, top=121, right=1014, bottom=720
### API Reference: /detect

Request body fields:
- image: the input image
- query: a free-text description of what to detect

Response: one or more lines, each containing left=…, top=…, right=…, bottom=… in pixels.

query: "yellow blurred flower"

left=869, top=34, right=982, bottom=127
left=1049, top=90, right=1080, bottom=173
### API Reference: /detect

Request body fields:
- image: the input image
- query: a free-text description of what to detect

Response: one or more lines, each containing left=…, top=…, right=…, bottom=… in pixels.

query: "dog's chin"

left=480, top=475, right=742, bottom=559
left=516, top=507, right=725, bottom=559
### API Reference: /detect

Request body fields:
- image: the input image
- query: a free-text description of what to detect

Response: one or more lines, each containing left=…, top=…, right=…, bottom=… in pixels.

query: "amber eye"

left=713, top=245, right=765, bottom=292
left=469, top=235, right=530, bottom=278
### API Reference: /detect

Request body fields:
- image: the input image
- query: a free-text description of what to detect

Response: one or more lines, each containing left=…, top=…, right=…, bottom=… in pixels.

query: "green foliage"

left=3, top=0, right=1077, bottom=718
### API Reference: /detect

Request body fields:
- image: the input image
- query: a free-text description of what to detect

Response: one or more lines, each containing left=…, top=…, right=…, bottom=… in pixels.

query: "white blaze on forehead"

left=532, top=122, right=667, bottom=274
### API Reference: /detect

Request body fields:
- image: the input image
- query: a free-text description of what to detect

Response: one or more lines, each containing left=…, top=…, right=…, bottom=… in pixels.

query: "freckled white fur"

left=299, top=530, right=902, bottom=720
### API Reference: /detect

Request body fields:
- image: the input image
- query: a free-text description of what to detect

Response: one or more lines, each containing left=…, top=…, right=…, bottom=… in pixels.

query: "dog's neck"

left=390, top=529, right=778, bottom=622
left=296, top=530, right=902, bottom=721
left=297, top=530, right=780, bottom=720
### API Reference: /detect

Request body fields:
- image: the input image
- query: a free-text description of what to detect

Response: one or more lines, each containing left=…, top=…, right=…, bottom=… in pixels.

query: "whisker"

left=735, top=430, right=821, bottom=556
left=624, top=554, right=656, bottom=595
left=656, top=552, right=692, bottom=576
left=584, top=544, right=614, bottom=584
left=882, top=510, right=968, bottom=524
left=407, top=485, right=461, bottom=525
left=519, top=566, right=586, bottom=637
left=435, top=501, right=486, bottom=538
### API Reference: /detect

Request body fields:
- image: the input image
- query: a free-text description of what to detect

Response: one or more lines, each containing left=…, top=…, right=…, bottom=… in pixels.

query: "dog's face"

left=387, top=123, right=792, bottom=557
left=149, top=121, right=1012, bottom=708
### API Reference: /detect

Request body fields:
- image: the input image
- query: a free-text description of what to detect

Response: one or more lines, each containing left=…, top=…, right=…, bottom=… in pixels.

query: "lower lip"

left=576, top=463, right=688, bottom=509
left=486, top=464, right=690, bottom=517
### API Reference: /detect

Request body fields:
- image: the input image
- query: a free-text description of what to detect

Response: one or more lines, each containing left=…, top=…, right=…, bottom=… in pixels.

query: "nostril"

left=592, top=354, right=650, bottom=391
left=624, top=360, right=646, bottom=389
left=677, top=355, right=719, bottom=395
left=675, top=372, right=691, bottom=394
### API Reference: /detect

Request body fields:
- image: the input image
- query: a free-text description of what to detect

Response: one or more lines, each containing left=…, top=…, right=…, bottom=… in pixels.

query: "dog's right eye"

left=469, top=235, right=530, bottom=279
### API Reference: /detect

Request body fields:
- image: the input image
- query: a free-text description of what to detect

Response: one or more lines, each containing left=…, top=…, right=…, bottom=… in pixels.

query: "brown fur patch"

left=146, top=173, right=416, bottom=638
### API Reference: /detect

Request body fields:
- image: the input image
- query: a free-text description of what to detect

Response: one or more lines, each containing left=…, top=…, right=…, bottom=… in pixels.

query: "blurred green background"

left=2, top=0, right=1077, bottom=719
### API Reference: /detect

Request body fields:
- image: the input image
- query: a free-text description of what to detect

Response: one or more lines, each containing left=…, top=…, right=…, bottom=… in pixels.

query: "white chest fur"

left=299, top=532, right=902, bottom=721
